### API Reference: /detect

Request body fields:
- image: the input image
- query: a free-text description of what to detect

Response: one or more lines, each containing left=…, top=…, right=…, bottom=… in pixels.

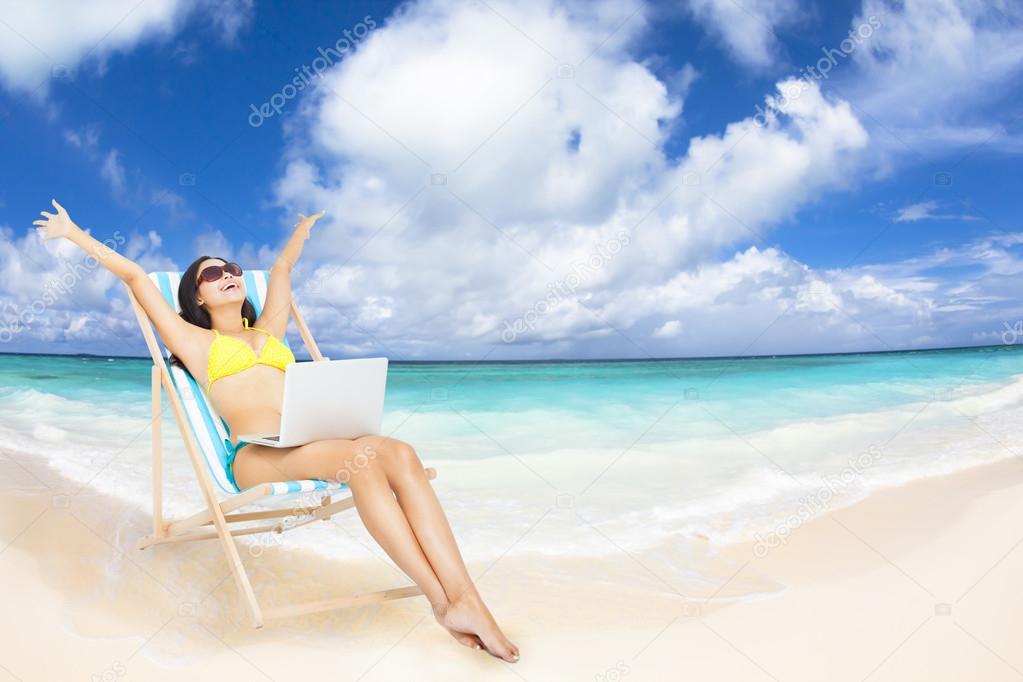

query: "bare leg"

left=356, top=435, right=520, bottom=662
left=233, top=440, right=483, bottom=650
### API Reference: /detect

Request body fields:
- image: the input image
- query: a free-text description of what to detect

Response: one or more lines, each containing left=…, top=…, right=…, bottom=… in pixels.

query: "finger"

left=39, top=211, right=54, bottom=219
left=33, top=219, right=47, bottom=226
left=51, top=198, right=64, bottom=212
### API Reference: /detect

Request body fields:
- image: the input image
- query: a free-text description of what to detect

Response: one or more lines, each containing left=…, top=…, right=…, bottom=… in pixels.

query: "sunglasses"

left=196, top=262, right=243, bottom=286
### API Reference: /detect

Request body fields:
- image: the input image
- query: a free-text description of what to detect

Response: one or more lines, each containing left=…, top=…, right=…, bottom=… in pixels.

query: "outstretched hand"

left=295, top=210, right=325, bottom=234
left=33, top=199, right=78, bottom=242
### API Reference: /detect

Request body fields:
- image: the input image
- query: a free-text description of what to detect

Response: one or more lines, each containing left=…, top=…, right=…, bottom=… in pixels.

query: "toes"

left=449, top=629, right=484, bottom=650
left=480, top=642, right=517, bottom=663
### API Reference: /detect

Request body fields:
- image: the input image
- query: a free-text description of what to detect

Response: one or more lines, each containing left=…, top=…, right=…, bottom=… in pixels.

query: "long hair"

left=169, top=255, right=257, bottom=368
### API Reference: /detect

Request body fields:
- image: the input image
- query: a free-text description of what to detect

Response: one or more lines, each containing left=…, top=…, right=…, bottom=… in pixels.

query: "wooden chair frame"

left=125, top=283, right=432, bottom=628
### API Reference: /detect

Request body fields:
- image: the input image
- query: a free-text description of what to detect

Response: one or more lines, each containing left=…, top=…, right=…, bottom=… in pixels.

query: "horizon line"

left=0, top=342, right=1015, bottom=364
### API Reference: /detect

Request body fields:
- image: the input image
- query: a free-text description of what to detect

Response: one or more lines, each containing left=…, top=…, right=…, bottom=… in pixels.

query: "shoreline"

left=2, top=446, right=1023, bottom=679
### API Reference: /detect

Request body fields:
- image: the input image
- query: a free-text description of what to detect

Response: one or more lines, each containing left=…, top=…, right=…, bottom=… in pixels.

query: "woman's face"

left=195, top=258, right=246, bottom=309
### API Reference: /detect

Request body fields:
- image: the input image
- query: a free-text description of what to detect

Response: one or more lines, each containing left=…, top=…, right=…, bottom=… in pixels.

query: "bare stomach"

left=206, top=365, right=287, bottom=441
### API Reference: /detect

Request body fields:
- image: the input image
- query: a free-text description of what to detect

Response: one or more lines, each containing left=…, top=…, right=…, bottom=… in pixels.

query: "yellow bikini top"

left=206, top=317, right=295, bottom=390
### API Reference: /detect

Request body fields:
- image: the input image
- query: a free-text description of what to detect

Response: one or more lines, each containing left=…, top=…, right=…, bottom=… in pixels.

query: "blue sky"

left=1, top=0, right=1021, bottom=360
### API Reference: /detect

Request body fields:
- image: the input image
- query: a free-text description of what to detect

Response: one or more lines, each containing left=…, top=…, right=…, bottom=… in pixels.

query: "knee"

left=364, top=436, right=421, bottom=473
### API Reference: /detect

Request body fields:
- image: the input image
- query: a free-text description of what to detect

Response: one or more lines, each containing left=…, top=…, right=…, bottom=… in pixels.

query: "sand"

left=2, top=445, right=1023, bottom=681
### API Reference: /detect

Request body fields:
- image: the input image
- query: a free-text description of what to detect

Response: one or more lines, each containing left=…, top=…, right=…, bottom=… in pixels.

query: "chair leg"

left=151, top=364, right=164, bottom=539
left=261, top=586, right=423, bottom=622
left=208, top=498, right=265, bottom=628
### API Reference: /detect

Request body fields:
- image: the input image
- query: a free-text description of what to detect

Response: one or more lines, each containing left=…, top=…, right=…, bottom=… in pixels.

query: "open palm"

left=33, top=199, right=77, bottom=241
left=295, top=210, right=325, bottom=232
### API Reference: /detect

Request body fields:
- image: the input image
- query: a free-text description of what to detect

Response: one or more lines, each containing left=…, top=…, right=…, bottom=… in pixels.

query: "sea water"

left=2, top=345, right=1021, bottom=570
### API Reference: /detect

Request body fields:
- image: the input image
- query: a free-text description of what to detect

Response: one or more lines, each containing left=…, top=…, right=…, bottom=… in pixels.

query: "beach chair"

left=125, top=270, right=434, bottom=627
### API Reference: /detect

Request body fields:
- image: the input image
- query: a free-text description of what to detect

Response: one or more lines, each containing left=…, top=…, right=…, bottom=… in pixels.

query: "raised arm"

left=256, top=210, right=325, bottom=338
left=34, top=199, right=204, bottom=359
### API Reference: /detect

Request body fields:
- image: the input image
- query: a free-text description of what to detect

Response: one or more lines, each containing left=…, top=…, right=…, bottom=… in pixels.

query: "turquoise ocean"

left=2, top=345, right=1022, bottom=574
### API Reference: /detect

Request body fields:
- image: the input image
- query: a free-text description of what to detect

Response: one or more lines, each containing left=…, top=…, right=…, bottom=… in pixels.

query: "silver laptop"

left=238, top=357, right=388, bottom=447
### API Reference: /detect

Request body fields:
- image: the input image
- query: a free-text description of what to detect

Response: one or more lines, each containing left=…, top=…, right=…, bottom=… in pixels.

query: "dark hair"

left=169, top=255, right=257, bottom=368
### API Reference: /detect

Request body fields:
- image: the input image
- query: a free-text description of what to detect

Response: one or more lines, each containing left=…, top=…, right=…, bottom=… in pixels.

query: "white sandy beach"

left=2, top=444, right=1023, bottom=681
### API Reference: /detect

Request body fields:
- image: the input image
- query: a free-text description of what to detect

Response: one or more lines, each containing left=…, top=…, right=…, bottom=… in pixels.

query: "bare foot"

left=446, top=627, right=485, bottom=650
left=441, top=589, right=519, bottom=663
left=429, top=601, right=484, bottom=650
left=432, top=605, right=484, bottom=651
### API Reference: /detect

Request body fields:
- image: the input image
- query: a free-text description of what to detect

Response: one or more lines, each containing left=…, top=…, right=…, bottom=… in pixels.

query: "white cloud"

left=100, top=149, right=127, bottom=198
left=683, top=0, right=803, bottom=70
left=267, top=0, right=873, bottom=359
left=199, top=0, right=253, bottom=46
left=0, top=0, right=253, bottom=98
left=667, top=62, right=700, bottom=100
left=4, top=0, right=1020, bottom=359
left=124, top=230, right=177, bottom=274
left=653, top=320, right=682, bottom=338
left=842, top=0, right=1023, bottom=157
left=192, top=229, right=233, bottom=260
left=594, top=232, right=1022, bottom=356
left=147, top=188, right=194, bottom=225
left=192, top=229, right=275, bottom=270
left=64, top=123, right=196, bottom=221
left=62, top=125, right=99, bottom=153
left=894, top=200, right=982, bottom=223
left=0, top=224, right=173, bottom=350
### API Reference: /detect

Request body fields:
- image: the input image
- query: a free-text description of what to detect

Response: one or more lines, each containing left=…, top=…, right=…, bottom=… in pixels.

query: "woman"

left=33, top=199, right=519, bottom=663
